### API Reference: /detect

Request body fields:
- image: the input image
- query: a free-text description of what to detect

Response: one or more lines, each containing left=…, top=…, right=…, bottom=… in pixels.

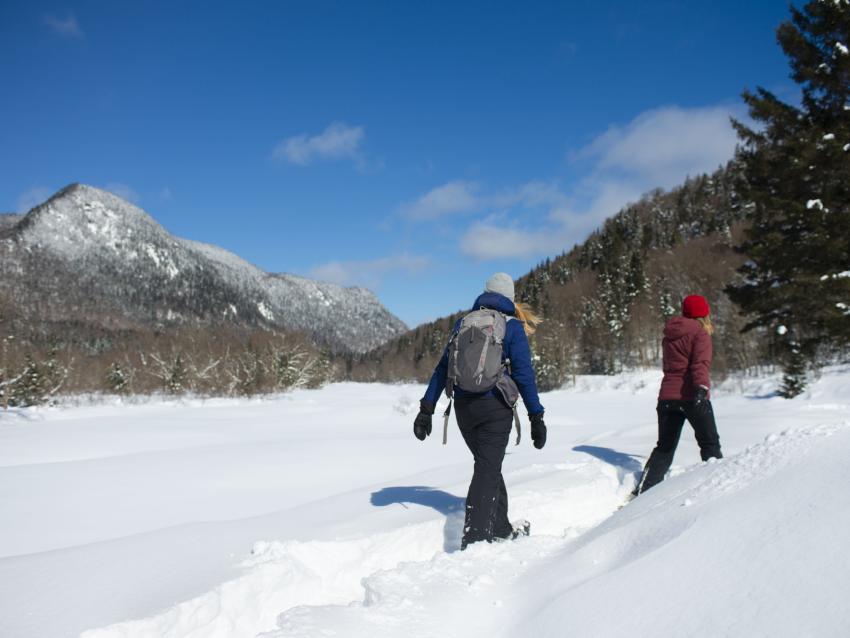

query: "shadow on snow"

left=573, top=444, right=644, bottom=484
left=370, top=486, right=465, bottom=553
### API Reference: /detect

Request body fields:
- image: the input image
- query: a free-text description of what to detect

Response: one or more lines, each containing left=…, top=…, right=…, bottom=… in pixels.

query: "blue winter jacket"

left=422, top=292, right=545, bottom=415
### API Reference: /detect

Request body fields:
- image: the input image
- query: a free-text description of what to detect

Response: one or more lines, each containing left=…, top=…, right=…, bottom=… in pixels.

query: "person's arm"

left=422, top=345, right=449, bottom=409
left=689, top=329, right=712, bottom=392
left=505, top=320, right=544, bottom=416
left=421, top=319, right=461, bottom=408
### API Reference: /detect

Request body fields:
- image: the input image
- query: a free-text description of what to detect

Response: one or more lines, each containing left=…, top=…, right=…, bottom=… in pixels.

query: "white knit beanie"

left=484, top=272, right=515, bottom=301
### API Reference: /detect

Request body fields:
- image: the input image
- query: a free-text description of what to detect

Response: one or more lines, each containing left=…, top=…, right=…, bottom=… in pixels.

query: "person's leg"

left=492, top=475, right=513, bottom=540
left=455, top=402, right=479, bottom=551
left=685, top=402, right=723, bottom=461
left=636, top=401, right=686, bottom=494
left=455, top=396, right=512, bottom=548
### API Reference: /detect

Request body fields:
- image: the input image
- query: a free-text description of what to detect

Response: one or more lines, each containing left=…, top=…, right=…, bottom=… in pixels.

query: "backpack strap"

left=444, top=329, right=459, bottom=399
left=504, top=357, right=521, bottom=445
left=512, top=406, right=521, bottom=446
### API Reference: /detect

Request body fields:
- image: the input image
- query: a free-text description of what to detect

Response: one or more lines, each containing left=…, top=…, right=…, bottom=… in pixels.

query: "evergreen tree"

left=727, top=0, right=850, bottom=389
left=780, top=340, right=809, bottom=398
left=270, top=350, right=298, bottom=389
left=106, top=362, right=129, bottom=393
left=166, top=353, right=187, bottom=394
left=11, top=355, right=45, bottom=407
left=306, top=348, right=333, bottom=389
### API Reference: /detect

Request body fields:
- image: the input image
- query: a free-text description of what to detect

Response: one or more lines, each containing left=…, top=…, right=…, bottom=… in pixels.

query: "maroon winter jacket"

left=658, top=316, right=712, bottom=401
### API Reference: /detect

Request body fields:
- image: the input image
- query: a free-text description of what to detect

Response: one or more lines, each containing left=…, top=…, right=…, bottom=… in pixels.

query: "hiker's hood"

left=664, top=315, right=701, bottom=340
left=472, top=292, right=516, bottom=316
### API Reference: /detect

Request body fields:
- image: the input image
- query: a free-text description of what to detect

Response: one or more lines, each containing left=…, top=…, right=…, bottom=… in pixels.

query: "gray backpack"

left=442, top=308, right=521, bottom=444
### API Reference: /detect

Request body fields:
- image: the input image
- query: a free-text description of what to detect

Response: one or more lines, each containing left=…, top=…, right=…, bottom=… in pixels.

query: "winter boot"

left=495, top=519, right=530, bottom=542
left=511, top=519, right=531, bottom=539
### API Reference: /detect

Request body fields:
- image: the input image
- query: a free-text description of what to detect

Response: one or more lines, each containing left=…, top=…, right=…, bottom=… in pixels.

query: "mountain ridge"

left=0, top=184, right=406, bottom=353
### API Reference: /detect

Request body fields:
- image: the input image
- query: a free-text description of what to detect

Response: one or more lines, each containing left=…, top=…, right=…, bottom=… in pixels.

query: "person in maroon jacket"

left=633, top=294, right=722, bottom=494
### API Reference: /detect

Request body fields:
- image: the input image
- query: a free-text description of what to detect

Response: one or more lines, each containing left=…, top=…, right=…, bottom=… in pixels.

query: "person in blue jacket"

left=413, top=272, right=547, bottom=550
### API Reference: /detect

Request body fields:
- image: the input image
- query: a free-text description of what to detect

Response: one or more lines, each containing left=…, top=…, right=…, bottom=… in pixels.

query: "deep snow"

left=1, top=368, right=849, bottom=637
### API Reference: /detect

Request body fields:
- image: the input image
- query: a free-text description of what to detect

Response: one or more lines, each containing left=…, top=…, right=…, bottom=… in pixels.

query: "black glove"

left=530, top=413, right=547, bottom=449
left=693, top=386, right=710, bottom=416
left=413, top=400, right=434, bottom=441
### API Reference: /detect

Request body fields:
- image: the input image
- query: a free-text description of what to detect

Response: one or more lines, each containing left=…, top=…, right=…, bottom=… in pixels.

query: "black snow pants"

left=455, top=394, right=514, bottom=549
left=636, top=399, right=722, bottom=494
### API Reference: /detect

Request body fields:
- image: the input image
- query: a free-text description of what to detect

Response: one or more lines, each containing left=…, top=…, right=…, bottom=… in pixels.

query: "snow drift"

left=260, top=422, right=850, bottom=638
left=2, top=368, right=849, bottom=637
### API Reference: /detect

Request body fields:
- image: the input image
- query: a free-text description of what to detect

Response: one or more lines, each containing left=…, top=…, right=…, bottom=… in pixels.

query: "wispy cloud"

left=16, top=187, right=53, bottom=213
left=455, top=104, right=743, bottom=261
left=551, top=103, right=744, bottom=228
left=43, top=13, right=84, bottom=38
left=104, top=183, right=139, bottom=203
left=400, top=180, right=480, bottom=220
left=401, top=179, right=571, bottom=224
left=273, top=122, right=366, bottom=167
left=490, top=181, right=571, bottom=219
left=575, top=104, right=742, bottom=188
left=461, top=222, right=567, bottom=260
left=308, top=254, right=429, bottom=290
left=401, top=179, right=575, bottom=259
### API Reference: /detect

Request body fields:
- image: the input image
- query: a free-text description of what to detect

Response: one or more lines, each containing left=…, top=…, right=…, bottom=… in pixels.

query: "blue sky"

left=1, top=1, right=794, bottom=327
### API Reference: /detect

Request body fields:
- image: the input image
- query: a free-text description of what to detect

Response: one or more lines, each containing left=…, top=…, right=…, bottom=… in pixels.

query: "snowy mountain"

left=0, top=184, right=406, bottom=353
left=0, top=213, right=22, bottom=230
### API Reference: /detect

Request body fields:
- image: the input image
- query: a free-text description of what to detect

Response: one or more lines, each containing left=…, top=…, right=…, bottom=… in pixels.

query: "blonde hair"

left=697, top=316, right=714, bottom=335
left=515, top=302, right=542, bottom=336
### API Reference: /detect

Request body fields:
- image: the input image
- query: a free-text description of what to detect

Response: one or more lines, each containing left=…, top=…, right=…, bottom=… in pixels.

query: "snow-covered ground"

left=2, top=368, right=849, bottom=638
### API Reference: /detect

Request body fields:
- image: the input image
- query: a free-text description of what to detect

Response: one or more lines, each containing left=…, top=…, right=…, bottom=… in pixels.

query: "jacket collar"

left=472, top=292, right=516, bottom=316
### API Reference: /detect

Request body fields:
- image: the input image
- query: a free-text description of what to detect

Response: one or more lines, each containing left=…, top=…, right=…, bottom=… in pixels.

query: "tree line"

left=0, top=305, right=333, bottom=407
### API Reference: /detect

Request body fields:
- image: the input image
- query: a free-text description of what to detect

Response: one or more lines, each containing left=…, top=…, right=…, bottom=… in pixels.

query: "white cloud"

left=104, top=183, right=139, bottom=203
left=308, top=254, right=429, bottom=290
left=43, top=13, right=84, bottom=38
left=403, top=179, right=576, bottom=260
left=400, top=180, right=480, bottom=220
left=16, top=187, right=53, bottom=213
left=461, top=222, right=568, bottom=261
left=576, top=105, right=742, bottom=187
left=401, top=179, right=571, bottom=223
left=273, top=122, right=365, bottom=167
left=459, top=104, right=744, bottom=261
left=491, top=180, right=571, bottom=219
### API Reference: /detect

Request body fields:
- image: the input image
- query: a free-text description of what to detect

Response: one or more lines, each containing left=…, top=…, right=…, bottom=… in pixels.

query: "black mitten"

left=693, top=386, right=710, bottom=416
left=413, top=400, right=434, bottom=441
left=530, top=413, right=547, bottom=450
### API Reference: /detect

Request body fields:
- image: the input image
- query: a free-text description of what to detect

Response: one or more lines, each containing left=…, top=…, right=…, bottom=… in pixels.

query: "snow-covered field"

left=2, top=368, right=849, bottom=638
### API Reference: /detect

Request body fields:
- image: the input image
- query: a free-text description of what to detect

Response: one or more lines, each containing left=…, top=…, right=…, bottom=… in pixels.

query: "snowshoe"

left=618, top=491, right=638, bottom=510
left=512, top=519, right=531, bottom=539
left=500, top=519, right=530, bottom=541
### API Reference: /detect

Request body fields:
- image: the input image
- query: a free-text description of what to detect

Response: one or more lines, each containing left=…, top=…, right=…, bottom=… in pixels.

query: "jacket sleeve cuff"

left=419, top=399, right=436, bottom=415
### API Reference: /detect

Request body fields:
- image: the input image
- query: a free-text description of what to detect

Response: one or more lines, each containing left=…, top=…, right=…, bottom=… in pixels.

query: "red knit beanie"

left=682, top=295, right=710, bottom=319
